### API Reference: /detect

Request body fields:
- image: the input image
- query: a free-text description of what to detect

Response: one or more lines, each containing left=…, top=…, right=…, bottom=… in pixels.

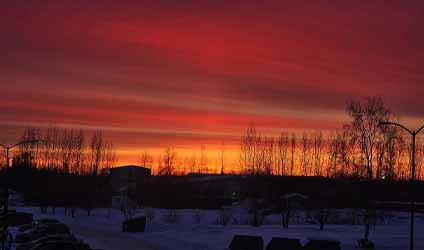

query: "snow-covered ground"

left=10, top=207, right=424, bottom=250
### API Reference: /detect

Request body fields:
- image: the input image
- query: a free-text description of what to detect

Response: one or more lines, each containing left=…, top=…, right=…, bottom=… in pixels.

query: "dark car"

left=0, top=226, right=12, bottom=248
left=122, top=216, right=146, bottom=233
left=303, top=240, right=341, bottom=250
left=38, top=223, right=70, bottom=235
left=18, top=224, right=34, bottom=232
left=2, top=212, right=33, bottom=226
left=266, top=237, right=302, bottom=250
left=16, top=223, right=71, bottom=243
left=229, top=235, right=264, bottom=250
left=30, top=241, right=91, bottom=250
left=19, top=218, right=61, bottom=233
left=17, top=234, right=77, bottom=250
left=35, top=219, right=61, bottom=225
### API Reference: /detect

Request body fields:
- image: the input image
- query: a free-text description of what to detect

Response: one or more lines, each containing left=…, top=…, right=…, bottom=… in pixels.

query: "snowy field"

left=10, top=207, right=424, bottom=250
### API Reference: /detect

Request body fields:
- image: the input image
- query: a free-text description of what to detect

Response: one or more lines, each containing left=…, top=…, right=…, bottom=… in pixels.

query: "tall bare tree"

left=160, top=146, right=176, bottom=176
left=199, top=144, right=208, bottom=174
left=263, top=136, right=275, bottom=175
left=73, top=129, right=85, bottom=174
left=290, top=133, right=296, bottom=176
left=312, top=131, right=324, bottom=176
left=103, top=141, right=117, bottom=173
left=416, top=139, right=424, bottom=180
left=300, top=133, right=311, bottom=176
left=89, top=131, right=103, bottom=176
left=277, top=132, right=289, bottom=176
left=346, top=97, right=390, bottom=179
left=17, top=127, right=42, bottom=168
left=188, top=152, right=197, bottom=174
left=220, top=142, right=225, bottom=175
left=140, top=151, right=153, bottom=169
left=60, top=129, right=75, bottom=173
left=326, top=132, right=338, bottom=178
left=240, top=123, right=260, bottom=175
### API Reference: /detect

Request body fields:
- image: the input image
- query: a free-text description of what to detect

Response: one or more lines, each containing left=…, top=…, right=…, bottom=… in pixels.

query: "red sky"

left=1, top=1, right=424, bottom=167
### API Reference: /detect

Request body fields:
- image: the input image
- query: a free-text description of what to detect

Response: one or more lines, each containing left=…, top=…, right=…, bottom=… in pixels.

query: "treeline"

left=3, top=96, right=423, bottom=181
left=3, top=166, right=111, bottom=216
left=138, top=145, right=212, bottom=176
left=240, top=97, right=424, bottom=181
left=132, top=96, right=424, bottom=180
left=0, top=127, right=115, bottom=214
left=9, top=127, right=117, bottom=175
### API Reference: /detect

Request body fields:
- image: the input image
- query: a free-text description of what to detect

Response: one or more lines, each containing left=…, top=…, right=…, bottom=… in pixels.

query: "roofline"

left=110, top=165, right=151, bottom=170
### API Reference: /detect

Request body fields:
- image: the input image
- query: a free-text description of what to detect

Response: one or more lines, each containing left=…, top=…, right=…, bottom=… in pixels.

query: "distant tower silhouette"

left=220, top=142, right=225, bottom=175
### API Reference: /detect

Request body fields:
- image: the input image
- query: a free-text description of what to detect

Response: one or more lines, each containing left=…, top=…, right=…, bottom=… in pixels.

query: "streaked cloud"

left=1, top=0, right=424, bottom=165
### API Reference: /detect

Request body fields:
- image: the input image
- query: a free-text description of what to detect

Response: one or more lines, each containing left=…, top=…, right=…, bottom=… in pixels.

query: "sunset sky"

left=1, top=1, right=424, bottom=168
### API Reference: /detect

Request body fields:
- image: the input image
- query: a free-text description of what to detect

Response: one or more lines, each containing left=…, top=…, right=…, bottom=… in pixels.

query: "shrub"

left=163, top=209, right=179, bottom=224
left=216, top=208, right=232, bottom=226
left=358, top=239, right=375, bottom=249
left=145, top=207, right=156, bottom=222
left=193, top=209, right=204, bottom=224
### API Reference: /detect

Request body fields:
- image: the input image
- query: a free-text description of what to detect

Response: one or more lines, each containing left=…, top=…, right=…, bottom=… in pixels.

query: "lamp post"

left=379, top=121, right=424, bottom=250
left=0, top=140, right=43, bottom=250
left=0, top=140, right=43, bottom=215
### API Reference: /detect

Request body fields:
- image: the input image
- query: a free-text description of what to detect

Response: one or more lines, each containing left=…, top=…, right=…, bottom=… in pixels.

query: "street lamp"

left=0, top=140, right=43, bottom=250
left=0, top=140, right=44, bottom=215
left=379, top=121, right=424, bottom=250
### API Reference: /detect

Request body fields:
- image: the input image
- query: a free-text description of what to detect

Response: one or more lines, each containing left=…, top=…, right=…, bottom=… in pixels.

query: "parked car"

left=30, top=240, right=92, bottom=250
left=19, top=218, right=61, bottom=233
left=0, top=226, right=13, bottom=250
left=358, top=239, right=374, bottom=249
left=122, top=216, right=146, bottom=233
left=16, top=223, right=71, bottom=243
left=34, top=219, right=61, bottom=225
left=17, top=234, right=77, bottom=250
left=266, top=237, right=302, bottom=250
left=18, top=224, right=34, bottom=232
left=2, top=212, right=33, bottom=226
left=303, top=239, right=341, bottom=250
left=228, top=235, right=264, bottom=250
